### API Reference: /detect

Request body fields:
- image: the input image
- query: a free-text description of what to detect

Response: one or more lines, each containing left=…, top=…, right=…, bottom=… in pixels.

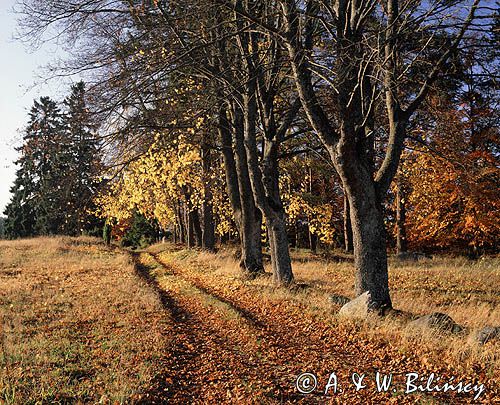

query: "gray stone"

left=475, top=326, right=500, bottom=345
left=396, top=252, right=431, bottom=261
left=408, top=312, right=463, bottom=334
left=330, top=294, right=351, bottom=307
left=338, top=291, right=371, bottom=319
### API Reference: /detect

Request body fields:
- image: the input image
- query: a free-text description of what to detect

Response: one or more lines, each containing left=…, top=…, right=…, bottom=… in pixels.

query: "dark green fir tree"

left=4, top=84, right=104, bottom=239
left=63, top=81, right=103, bottom=235
left=4, top=96, right=67, bottom=237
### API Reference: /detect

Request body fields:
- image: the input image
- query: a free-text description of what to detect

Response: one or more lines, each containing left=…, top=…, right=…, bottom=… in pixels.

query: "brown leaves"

left=144, top=248, right=499, bottom=403
left=3, top=239, right=498, bottom=403
left=0, top=237, right=171, bottom=404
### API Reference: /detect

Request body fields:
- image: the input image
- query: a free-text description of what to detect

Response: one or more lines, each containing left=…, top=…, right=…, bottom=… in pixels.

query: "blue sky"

left=0, top=1, right=70, bottom=214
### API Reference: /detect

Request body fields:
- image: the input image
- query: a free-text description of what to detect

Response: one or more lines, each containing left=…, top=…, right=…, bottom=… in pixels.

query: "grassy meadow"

left=0, top=237, right=169, bottom=404
left=0, top=237, right=498, bottom=403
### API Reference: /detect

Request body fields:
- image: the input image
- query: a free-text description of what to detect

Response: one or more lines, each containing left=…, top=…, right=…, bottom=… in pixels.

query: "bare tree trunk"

left=182, top=185, right=203, bottom=249
left=263, top=142, right=294, bottom=285
left=343, top=193, right=353, bottom=253
left=177, top=202, right=186, bottom=244
left=218, top=104, right=242, bottom=228
left=239, top=206, right=263, bottom=274
left=231, top=104, right=264, bottom=276
left=330, top=142, right=392, bottom=312
left=282, top=1, right=391, bottom=309
left=189, top=208, right=203, bottom=248
left=242, top=87, right=293, bottom=285
left=201, top=134, right=216, bottom=251
left=350, top=196, right=391, bottom=311
left=267, top=214, right=293, bottom=283
left=230, top=3, right=294, bottom=285
left=186, top=208, right=194, bottom=248
left=396, top=177, right=407, bottom=255
left=202, top=201, right=215, bottom=250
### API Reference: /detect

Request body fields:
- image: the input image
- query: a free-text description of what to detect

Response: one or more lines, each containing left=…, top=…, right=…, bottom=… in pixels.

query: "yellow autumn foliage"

left=95, top=132, right=235, bottom=236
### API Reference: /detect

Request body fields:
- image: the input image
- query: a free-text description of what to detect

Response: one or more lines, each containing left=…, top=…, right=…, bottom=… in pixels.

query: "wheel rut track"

left=132, top=252, right=304, bottom=404
left=130, top=252, right=492, bottom=404
left=149, top=252, right=265, bottom=329
left=142, top=253, right=380, bottom=402
left=149, top=252, right=370, bottom=371
left=132, top=250, right=483, bottom=404
left=132, top=252, right=205, bottom=402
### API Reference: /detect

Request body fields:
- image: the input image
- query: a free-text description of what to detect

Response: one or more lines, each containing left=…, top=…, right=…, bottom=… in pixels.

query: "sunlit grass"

left=153, top=243, right=499, bottom=380
left=0, top=237, right=169, bottom=404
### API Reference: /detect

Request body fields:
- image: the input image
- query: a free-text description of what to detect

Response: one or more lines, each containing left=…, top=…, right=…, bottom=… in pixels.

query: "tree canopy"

left=7, top=0, right=499, bottom=310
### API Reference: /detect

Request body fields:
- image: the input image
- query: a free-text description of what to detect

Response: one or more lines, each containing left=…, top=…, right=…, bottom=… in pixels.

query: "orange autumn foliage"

left=405, top=104, right=499, bottom=252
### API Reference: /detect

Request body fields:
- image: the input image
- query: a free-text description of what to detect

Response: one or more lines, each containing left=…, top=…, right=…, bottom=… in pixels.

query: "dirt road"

left=132, top=250, right=497, bottom=404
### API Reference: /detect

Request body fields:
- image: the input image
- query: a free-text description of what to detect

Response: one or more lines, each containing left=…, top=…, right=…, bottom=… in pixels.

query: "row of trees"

left=3, top=82, right=103, bottom=238
left=12, top=0, right=499, bottom=311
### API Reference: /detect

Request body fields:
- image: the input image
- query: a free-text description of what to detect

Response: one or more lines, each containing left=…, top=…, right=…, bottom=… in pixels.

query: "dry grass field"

left=1, top=237, right=498, bottom=403
left=192, top=246, right=500, bottom=371
left=0, top=237, right=170, bottom=404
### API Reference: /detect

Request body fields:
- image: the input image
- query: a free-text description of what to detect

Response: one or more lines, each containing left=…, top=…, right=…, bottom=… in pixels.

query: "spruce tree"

left=63, top=81, right=103, bottom=235
left=31, top=97, right=69, bottom=234
left=3, top=164, right=37, bottom=238
left=4, top=97, right=66, bottom=237
left=4, top=85, right=103, bottom=239
left=0, top=217, right=5, bottom=238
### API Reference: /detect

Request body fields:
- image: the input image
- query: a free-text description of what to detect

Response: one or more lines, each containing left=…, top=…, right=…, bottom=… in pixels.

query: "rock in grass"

left=475, top=326, right=500, bottom=345
left=330, top=294, right=351, bottom=307
left=409, top=312, right=463, bottom=334
left=338, top=291, right=371, bottom=319
left=396, top=252, right=431, bottom=261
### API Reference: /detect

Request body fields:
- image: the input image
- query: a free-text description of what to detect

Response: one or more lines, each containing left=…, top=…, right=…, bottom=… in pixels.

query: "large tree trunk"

left=239, top=206, right=263, bottom=274
left=331, top=142, right=392, bottom=312
left=211, top=45, right=263, bottom=274
left=218, top=104, right=242, bottom=228
left=281, top=0, right=477, bottom=311
left=231, top=8, right=294, bottom=285
left=267, top=215, right=293, bottom=284
left=343, top=193, right=353, bottom=253
left=335, top=30, right=391, bottom=311
left=262, top=141, right=294, bottom=285
left=231, top=105, right=264, bottom=276
left=190, top=208, right=203, bottom=248
left=282, top=6, right=390, bottom=307
left=242, top=88, right=293, bottom=285
left=349, top=193, right=391, bottom=312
